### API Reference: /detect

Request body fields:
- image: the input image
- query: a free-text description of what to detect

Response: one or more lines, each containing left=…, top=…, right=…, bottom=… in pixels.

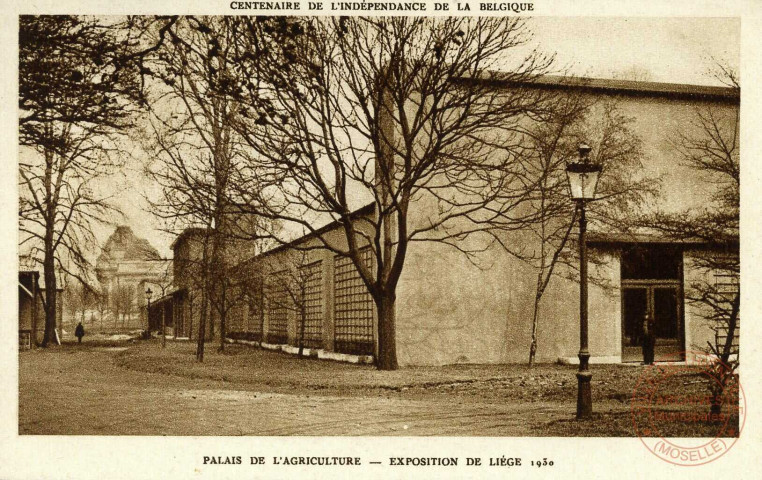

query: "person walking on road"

left=75, top=322, right=85, bottom=344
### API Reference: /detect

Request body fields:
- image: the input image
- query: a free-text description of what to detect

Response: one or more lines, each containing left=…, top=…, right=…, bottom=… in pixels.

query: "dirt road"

left=19, top=346, right=563, bottom=435
left=18, top=341, right=724, bottom=436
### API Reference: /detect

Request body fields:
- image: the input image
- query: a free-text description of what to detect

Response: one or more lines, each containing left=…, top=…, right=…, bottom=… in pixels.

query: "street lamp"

left=145, top=287, right=153, bottom=336
left=566, top=142, right=602, bottom=420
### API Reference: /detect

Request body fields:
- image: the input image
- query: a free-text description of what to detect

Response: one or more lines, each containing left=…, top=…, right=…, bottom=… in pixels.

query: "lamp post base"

left=576, top=371, right=593, bottom=419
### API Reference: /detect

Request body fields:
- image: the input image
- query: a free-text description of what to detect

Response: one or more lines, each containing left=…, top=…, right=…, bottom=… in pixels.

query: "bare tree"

left=638, top=65, right=739, bottom=415
left=64, top=278, right=97, bottom=326
left=112, top=283, right=136, bottom=328
left=143, top=16, right=273, bottom=360
left=225, top=259, right=267, bottom=343
left=228, top=17, right=558, bottom=370
left=19, top=16, right=144, bottom=346
left=95, top=288, right=109, bottom=332
left=499, top=95, right=656, bottom=366
left=262, top=251, right=320, bottom=358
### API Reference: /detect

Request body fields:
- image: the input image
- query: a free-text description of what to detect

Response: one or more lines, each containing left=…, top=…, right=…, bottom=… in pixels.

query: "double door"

left=621, top=281, right=683, bottom=362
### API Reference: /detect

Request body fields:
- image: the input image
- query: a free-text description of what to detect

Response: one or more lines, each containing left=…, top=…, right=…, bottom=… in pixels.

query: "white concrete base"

left=557, top=355, right=622, bottom=365
left=281, top=345, right=320, bottom=357
left=558, top=351, right=737, bottom=366
left=260, top=342, right=283, bottom=352
left=557, top=355, right=719, bottom=366
left=225, top=338, right=374, bottom=365
left=318, top=350, right=374, bottom=364
left=683, top=352, right=738, bottom=365
left=224, top=338, right=260, bottom=347
left=618, top=361, right=687, bottom=367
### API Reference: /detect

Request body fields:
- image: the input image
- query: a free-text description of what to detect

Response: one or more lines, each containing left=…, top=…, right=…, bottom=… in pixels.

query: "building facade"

left=18, top=270, right=63, bottom=348
left=394, top=77, right=739, bottom=365
left=96, top=226, right=170, bottom=329
left=166, top=76, right=739, bottom=366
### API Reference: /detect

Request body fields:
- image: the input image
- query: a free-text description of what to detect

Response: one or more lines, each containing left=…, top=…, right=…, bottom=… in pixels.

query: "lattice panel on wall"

left=266, top=278, right=289, bottom=345
left=227, top=302, right=243, bottom=333
left=297, top=260, right=323, bottom=348
left=714, top=272, right=740, bottom=356
left=715, top=272, right=739, bottom=298
left=334, top=249, right=374, bottom=355
left=245, top=286, right=264, bottom=342
left=174, top=294, right=185, bottom=337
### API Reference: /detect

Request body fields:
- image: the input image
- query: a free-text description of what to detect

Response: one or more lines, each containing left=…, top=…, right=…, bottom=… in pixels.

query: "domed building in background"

left=96, top=226, right=171, bottom=329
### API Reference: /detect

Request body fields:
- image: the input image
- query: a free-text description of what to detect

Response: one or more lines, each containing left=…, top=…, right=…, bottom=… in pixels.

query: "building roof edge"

left=455, top=73, right=739, bottom=102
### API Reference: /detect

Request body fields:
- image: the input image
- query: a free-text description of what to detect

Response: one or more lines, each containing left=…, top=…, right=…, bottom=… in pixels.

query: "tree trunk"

left=528, top=298, right=540, bottom=367
left=260, top=289, right=265, bottom=343
left=710, top=390, right=723, bottom=416
left=218, top=311, right=226, bottom=352
left=197, top=225, right=213, bottom=361
left=218, top=284, right=226, bottom=352
left=219, top=320, right=226, bottom=351
left=376, top=294, right=398, bottom=370
left=528, top=270, right=544, bottom=367
left=710, top=293, right=740, bottom=416
left=41, top=241, right=57, bottom=347
left=298, top=305, right=306, bottom=358
left=209, top=309, right=216, bottom=341
left=188, top=292, right=194, bottom=341
left=196, top=287, right=208, bottom=362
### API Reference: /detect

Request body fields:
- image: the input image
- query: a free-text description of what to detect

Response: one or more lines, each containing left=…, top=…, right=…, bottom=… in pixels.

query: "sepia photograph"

left=4, top=3, right=759, bottom=479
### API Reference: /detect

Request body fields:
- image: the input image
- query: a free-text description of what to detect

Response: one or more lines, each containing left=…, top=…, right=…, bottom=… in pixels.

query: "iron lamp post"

left=145, top=287, right=153, bottom=339
left=566, top=143, right=602, bottom=420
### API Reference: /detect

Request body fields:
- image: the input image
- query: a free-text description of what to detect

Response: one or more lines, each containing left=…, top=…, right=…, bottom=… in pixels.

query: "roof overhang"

left=238, top=202, right=376, bottom=266
left=587, top=232, right=739, bottom=249
left=453, top=73, right=739, bottom=103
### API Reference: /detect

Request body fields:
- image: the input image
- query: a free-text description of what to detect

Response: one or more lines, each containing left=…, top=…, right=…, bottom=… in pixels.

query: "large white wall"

left=394, top=86, right=737, bottom=365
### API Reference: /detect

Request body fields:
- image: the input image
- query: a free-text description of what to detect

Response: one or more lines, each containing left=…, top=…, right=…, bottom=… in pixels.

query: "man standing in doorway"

left=642, top=313, right=656, bottom=365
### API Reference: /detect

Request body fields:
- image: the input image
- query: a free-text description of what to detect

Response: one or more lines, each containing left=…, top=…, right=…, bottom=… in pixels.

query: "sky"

left=100, top=16, right=741, bottom=260
left=529, top=17, right=739, bottom=85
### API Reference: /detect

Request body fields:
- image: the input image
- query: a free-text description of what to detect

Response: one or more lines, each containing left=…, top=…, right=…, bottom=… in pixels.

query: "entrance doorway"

left=620, top=245, right=684, bottom=362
